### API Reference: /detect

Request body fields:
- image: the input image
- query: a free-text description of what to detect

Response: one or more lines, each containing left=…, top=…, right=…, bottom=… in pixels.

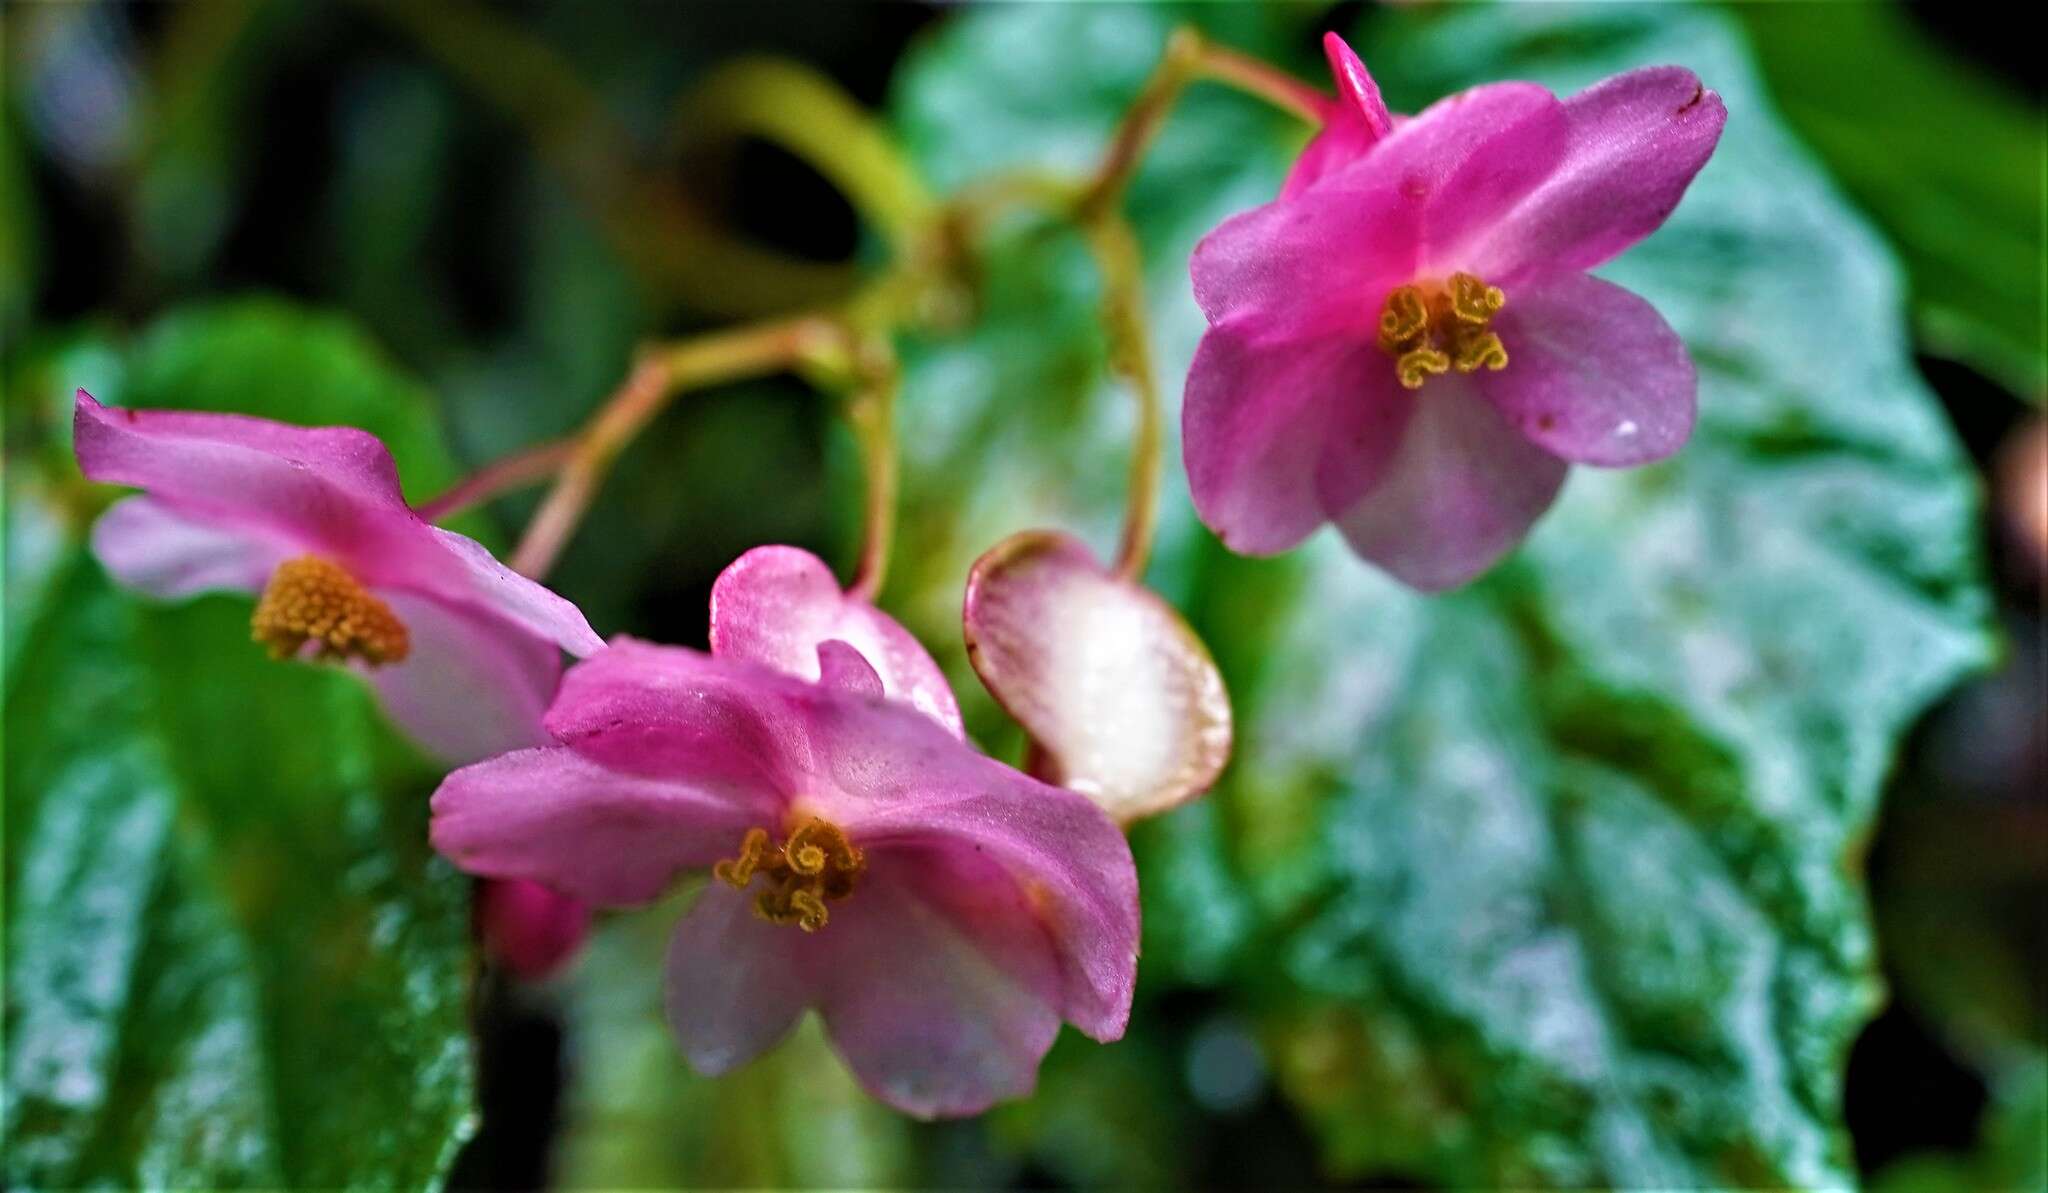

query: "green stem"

left=840, top=341, right=902, bottom=603
left=1083, top=213, right=1164, bottom=581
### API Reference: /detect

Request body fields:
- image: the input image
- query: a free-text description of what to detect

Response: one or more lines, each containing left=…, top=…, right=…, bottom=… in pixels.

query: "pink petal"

left=1331, top=375, right=1568, bottom=592
left=423, top=527, right=606, bottom=658
left=663, top=883, right=811, bottom=1075
left=74, top=389, right=412, bottom=563
left=478, top=878, right=590, bottom=981
left=1183, top=325, right=1412, bottom=555
left=1189, top=182, right=1420, bottom=342
left=964, top=530, right=1231, bottom=822
left=1480, top=272, right=1697, bottom=466
left=1307, top=82, right=1566, bottom=274
left=1280, top=34, right=1395, bottom=199
left=815, top=639, right=886, bottom=699
left=1466, top=66, right=1727, bottom=285
left=430, top=744, right=775, bottom=906
left=89, top=496, right=288, bottom=598
left=810, top=849, right=1062, bottom=1117
left=541, top=638, right=813, bottom=798
left=710, top=545, right=963, bottom=738
left=803, top=699, right=1139, bottom=1042
left=364, top=590, right=561, bottom=766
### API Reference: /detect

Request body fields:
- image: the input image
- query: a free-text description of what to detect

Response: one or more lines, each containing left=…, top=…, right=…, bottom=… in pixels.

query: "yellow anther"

left=1376, top=286, right=1429, bottom=350
left=251, top=555, right=409, bottom=666
left=713, top=817, right=865, bottom=933
left=1375, top=272, right=1509, bottom=390
left=1397, top=347, right=1451, bottom=390
left=1448, top=271, right=1506, bottom=323
left=1451, top=329, right=1509, bottom=374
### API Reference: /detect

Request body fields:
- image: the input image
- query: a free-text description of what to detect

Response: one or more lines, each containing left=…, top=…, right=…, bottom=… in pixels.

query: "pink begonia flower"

left=73, top=390, right=605, bottom=976
left=1185, top=34, right=1726, bottom=591
left=431, top=546, right=1140, bottom=1118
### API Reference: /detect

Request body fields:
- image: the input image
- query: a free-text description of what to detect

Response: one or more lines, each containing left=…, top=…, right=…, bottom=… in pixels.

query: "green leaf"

left=1731, top=2, right=2045, bottom=400
left=887, top=2, right=1994, bottom=1186
left=4, top=302, right=479, bottom=1189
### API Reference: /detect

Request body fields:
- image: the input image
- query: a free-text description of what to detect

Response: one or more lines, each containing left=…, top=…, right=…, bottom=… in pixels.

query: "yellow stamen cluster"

left=713, top=818, right=866, bottom=932
left=251, top=555, right=410, bottom=666
left=1376, top=271, right=1510, bottom=390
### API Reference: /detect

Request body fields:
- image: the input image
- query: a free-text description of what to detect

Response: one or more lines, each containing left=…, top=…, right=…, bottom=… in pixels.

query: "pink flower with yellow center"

left=1184, top=34, right=1726, bottom=590
left=73, top=390, right=607, bottom=978
left=429, top=546, right=1140, bottom=1117
left=73, top=390, right=603, bottom=759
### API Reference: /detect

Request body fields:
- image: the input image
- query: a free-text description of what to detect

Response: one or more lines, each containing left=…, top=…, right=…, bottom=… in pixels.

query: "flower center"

left=251, top=555, right=410, bottom=666
left=1376, top=272, right=1510, bottom=390
left=712, top=817, right=866, bottom=932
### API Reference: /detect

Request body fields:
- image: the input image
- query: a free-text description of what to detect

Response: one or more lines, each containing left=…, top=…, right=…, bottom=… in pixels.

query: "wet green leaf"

left=3, top=303, right=479, bottom=1189
left=1732, top=2, right=2045, bottom=400
left=888, top=3, right=1994, bottom=1186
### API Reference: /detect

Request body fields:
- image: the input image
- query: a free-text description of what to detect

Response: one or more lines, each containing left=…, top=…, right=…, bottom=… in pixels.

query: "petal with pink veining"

left=1480, top=272, right=1696, bottom=466
left=710, top=545, right=962, bottom=737
left=365, top=590, right=561, bottom=766
left=1465, top=66, right=1727, bottom=285
left=1183, top=324, right=1411, bottom=556
left=89, top=496, right=289, bottom=599
left=810, top=850, right=1062, bottom=1118
left=1331, top=375, right=1568, bottom=592
left=664, top=883, right=812, bottom=1075
left=422, top=526, right=605, bottom=658
left=430, top=745, right=773, bottom=907
left=964, top=530, right=1231, bottom=822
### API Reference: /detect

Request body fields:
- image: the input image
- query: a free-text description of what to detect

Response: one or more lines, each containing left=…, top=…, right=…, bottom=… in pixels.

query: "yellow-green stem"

left=1083, top=213, right=1164, bottom=581
left=511, top=318, right=844, bottom=579
left=841, top=342, right=902, bottom=603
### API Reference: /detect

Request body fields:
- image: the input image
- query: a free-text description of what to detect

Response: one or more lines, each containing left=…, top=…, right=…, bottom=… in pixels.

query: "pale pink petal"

left=1183, top=325, right=1412, bottom=555
left=709, top=545, right=962, bottom=737
left=478, top=878, right=590, bottom=980
left=1280, top=33, right=1395, bottom=199
left=811, top=850, right=1062, bottom=1118
left=1189, top=182, right=1419, bottom=341
left=89, top=496, right=288, bottom=599
left=363, top=590, right=560, bottom=766
left=1331, top=375, right=1568, bottom=592
left=430, top=745, right=775, bottom=907
left=1480, top=272, right=1696, bottom=466
left=964, top=531, right=1231, bottom=822
left=422, top=527, right=605, bottom=658
left=1466, top=67, right=1727, bottom=285
left=800, top=698, right=1139, bottom=1042
left=663, top=883, right=811, bottom=1075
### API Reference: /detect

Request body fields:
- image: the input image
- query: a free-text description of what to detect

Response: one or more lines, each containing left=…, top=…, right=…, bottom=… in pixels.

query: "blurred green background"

left=4, top=2, right=2042, bottom=1189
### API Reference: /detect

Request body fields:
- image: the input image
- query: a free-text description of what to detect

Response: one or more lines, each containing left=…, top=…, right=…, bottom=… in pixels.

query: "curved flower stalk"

left=72, top=390, right=605, bottom=978
left=430, top=546, right=1140, bottom=1117
left=964, top=531, right=1231, bottom=823
left=1185, top=34, right=1727, bottom=591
